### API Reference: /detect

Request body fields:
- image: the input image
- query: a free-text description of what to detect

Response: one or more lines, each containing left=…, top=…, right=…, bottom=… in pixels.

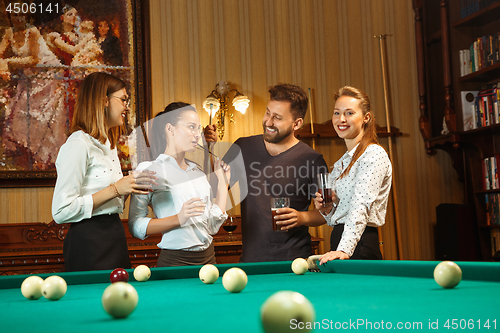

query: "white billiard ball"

left=434, top=261, right=462, bottom=288
left=133, top=265, right=151, bottom=282
left=261, top=291, right=316, bottom=333
left=21, top=276, right=44, bottom=300
left=222, top=267, right=248, bottom=293
left=102, top=282, right=139, bottom=318
left=41, top=276, right=67, bottom=300
left=291, top=258, right=308, bottom=275
left=199, top=264, right=219, bottom=284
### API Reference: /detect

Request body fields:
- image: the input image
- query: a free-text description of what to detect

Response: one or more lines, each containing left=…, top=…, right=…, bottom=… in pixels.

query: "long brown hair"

left=335, top=86, right=379, bottom=179
left=71, top=72, right=126, bottom=149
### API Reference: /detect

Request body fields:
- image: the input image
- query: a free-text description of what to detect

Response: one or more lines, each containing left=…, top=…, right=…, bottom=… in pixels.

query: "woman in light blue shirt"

left=128, top=102, right=230, bottom=266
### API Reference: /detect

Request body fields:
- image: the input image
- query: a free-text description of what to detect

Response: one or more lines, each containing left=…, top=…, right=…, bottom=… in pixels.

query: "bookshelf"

left=414, top=0, right=500, bottom=260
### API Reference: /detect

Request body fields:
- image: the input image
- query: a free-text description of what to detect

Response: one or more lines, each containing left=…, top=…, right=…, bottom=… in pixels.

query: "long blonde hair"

left=335, top=86, right=379, bottom=179
left=71, top=72, right=126, bottom=149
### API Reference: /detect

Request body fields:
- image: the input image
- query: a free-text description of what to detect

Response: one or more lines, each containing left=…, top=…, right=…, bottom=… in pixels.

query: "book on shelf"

left=469, top=84, right=500, bottom=130
left=490, top=155, right=500, bottom=190
left=460, top=33, right=500, bottom=76
left=460, top=0, right=500, bottom=19
left=482, top=156, right=500, bottom=191
left=461, top=91, right=478, bottom=130
left=459, top=50, right=472, bottom=76
left=484, top=158, right=491, bottom=190
left=486, top=194, right=490, bottom=224
left=485, top=193, right=500, bottom=226
left=460, top=50, right=465, bottom=77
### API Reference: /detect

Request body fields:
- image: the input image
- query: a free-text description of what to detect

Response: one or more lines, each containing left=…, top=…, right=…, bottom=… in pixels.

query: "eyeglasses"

left=109, top=95, right=130, bottom=108
left=179, top=124, right=203, bottom=135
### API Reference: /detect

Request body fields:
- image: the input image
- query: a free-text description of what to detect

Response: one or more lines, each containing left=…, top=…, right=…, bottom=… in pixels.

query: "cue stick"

left=308, top=88, right=316, bottom=150
left=376, top=34, right=403, bottom=260
left=307, top=88, right=325, bottom=254
left=204, top=104, right=236, bottom=212
left=197, top=143, right=236, bottom=211
left=204, top=105, right=214, bottom=190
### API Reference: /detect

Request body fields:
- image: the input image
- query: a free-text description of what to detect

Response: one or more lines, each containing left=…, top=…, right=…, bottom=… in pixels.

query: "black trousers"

left=63, top=213, right=131, bottom=271
left=330, top=224, right=383, bottom=260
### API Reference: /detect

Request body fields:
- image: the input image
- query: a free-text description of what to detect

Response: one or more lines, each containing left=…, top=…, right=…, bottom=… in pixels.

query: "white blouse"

left=52, top=131, right=124, bottom=224
left=323, top=143, right=392, bottom=257
left=128, top=154, right=227, bottom=251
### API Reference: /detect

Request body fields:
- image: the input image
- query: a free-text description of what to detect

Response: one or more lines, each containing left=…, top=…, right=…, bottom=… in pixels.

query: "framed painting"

left=0, top=0, right=151, bottom=187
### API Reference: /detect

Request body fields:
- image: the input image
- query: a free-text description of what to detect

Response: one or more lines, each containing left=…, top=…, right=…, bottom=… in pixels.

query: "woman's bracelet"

left=110, top=183, right=120, bottom=197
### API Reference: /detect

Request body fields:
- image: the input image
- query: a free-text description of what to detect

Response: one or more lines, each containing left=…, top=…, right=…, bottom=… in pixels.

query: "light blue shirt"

left=128, top=154, right=227, bottom=251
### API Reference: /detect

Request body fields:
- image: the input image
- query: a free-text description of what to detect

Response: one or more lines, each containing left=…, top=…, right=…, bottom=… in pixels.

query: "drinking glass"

left=317, top=173, right=333, bottom=208
left=271, top=197, right=290, bottom=231
left=222, top=216, right=237, bottom=241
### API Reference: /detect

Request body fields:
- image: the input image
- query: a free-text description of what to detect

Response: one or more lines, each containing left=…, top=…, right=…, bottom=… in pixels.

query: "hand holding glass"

left=271, top=197, right=290, bottom=232
left=317, top=173, right=333, bottom=208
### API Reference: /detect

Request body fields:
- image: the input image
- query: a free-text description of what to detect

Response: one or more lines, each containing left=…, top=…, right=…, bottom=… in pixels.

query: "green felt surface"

left=1, top=261, right=500, bottom=332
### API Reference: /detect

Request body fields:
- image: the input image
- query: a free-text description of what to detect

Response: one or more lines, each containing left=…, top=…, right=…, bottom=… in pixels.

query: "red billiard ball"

left=110, top=268, right=129, bottom=283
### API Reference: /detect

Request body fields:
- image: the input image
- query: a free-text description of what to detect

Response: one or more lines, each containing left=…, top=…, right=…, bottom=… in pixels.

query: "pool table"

left=0, top=260, right=499, bottom=332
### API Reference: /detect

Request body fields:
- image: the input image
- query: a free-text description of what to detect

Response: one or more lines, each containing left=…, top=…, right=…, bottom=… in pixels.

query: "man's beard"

left=262, top=124, right=293, bottom=144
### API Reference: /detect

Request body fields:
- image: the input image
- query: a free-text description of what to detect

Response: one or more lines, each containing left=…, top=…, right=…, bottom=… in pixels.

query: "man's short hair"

left=269, top=83, right=308, bottom=119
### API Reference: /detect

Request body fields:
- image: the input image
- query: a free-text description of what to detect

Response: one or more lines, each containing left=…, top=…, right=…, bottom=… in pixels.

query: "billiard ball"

left=433, top=261, right=462, bottom=288
left=291, top=258, right=308, bottom=275
left=133, top=265, right=151, bottom=282
left=261, top=291, right=316, bottom=333
left=222, top=267, right=247, bottom=293
left=199, top=264, right=219, bottom=284
left=110, top=268, right=129, bottom=283
left=21, top=276, right=44, bottom=300
left=102, top=282, right=139, bottom=318
left=41, top=276, right=67, bottom=300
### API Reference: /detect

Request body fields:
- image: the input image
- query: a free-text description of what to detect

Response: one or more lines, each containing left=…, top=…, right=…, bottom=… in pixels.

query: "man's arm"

left=274, top=208, right=326, bottom=230
left=275, top=153, right=329, bottom=230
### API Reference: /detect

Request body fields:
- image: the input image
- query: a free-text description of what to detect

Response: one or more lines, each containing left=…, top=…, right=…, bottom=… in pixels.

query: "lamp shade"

left=202, top=97, right=220, bottom=117
left=232, top=95, right=250, bottom=114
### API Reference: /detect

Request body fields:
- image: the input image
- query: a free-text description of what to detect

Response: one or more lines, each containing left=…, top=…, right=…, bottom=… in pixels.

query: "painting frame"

left=0, top=0, right=151, bottom=188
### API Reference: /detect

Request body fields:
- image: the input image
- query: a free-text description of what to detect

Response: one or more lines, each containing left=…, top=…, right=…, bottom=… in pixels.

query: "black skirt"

left=63, top=213, right=131, bottom=271
left=330, top=224, right=383, bottom=260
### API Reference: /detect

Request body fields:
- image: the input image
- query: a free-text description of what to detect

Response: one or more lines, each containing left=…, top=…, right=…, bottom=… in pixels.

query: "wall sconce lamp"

left=202, top=81, right=250, bottom=140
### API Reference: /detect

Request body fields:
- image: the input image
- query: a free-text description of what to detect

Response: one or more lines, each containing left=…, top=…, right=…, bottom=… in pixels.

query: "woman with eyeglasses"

left=52, top=72, right=157, bottom=272
left=128, top=102, right=231, bottom=267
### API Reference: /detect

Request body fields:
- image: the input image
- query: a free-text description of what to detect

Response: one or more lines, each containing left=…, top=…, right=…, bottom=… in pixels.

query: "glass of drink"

left=222, top=216, right=237, bottom=241
left=271, top=197, right=290, bottom=232
left=317, top=173, right=333, bottom=208
left=201, top=195, right=210, bottom=221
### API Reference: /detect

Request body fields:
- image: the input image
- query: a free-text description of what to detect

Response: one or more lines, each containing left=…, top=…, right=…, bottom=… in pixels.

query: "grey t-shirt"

left=224, top=135, right=328, bottom=262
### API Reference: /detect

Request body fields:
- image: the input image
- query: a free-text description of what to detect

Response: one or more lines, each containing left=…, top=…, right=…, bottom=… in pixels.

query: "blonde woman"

left=275, top=86, right=392, bottom=263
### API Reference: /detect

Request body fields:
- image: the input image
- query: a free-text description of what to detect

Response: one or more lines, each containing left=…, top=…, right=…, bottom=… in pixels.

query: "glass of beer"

left=317, top=173, right=333, bottom=208
left=271, top=197, right=290, bottom=231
